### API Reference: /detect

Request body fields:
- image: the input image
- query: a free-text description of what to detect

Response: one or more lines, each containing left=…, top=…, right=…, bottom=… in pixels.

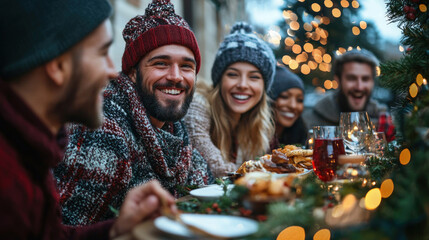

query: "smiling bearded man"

left=54, top=0, right=212, bottom=226
left=303, top=49, right=384, bottom=128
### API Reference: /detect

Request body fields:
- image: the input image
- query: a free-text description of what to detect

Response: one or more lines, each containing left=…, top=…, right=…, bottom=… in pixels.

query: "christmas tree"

left=274, top=0, right=383, bottom=91
left=377, top=0, right=429, bottom=238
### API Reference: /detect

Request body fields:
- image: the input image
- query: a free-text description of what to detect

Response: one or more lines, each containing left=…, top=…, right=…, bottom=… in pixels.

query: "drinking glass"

left=372, top=132, right=387, bottom=157
left=312, top=126, right=345, bottom=182
left=339, top=112, right=374, bottom=155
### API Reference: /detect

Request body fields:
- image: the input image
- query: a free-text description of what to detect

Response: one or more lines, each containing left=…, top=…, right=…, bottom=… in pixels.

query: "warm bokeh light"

left=290, top=21, right=300, bottom=31
left=313, top=229, right=331, bottom=240
left=312, top=49, right=322, bottom=56
left=314, top=54, right=323, bottom=63
left=324, top=80, right=333, bottom=89
left=332, top=8, right=341, bottom=18
left=324, top=0, right=333, bottom=8
left=323, top=54, right=332, bottom=63
left=304, top=22, right=313, bottom=31
left=312, top=32, right=321, bottom=41
left=320, top=29, right=328, bottom=38
left=282, top=10, right=291, bottom=19
left=289, top=60, right=299, bottom=70
left=315, top=87, right=326, bottom=93
left=287, top=29, right=296, bottom=36
left=342, top=194, right=357, bottom=211
left=399, top=45, right=404, bottom=52
left=376, top=66, right=381, bottom=76
left=311, top=21, right=319, bottom=28
left=304, top=43, right=314, bottom=52
left=292, top=44, right=302, bottom=54
left=277, top=226, right=305, bottom=240
left=320, top=38, right=327, bottom=45
left=338, top=47, right=346, bottom=53
left=341, top=0, right=350, bottom=8
left=301, top=64, right=311, bottom=75
left=419, top=4, right=427, bottom=12
left=290, top=12, right=298, bottom=21
left=416, top=73, right=424, bottom=86
left=321, top=16, right=331, bottom=25
left=332, top=80, right=339, bottom=89
left=285, top=37, right=295, bottom=46
left=380, top=179, right=394, bottom=198
left=352, top=26, right=360, bottom=35
left=308, top=61, right=318, bottom=70
left=409, top=83, right=418, bottom=98
left=296, top=52, right=308, bottom=62
left=424, top=78, right=428, bottom=85
left=296, top=54, right=305, bottom=63
left=356, top=46, right=361, bottom=50
left=351, top=0, right=359, bottom=8
left=282, top=55, right=292, bottom=65
left=399, top=148, right=411, bottom=165
left=312, top=3, right=321, bottom=12
left=360, top=21, right=367, bottom=29
left=320, top=62, right=331, bottom=72
left=365, top=188, right=382, bottom=210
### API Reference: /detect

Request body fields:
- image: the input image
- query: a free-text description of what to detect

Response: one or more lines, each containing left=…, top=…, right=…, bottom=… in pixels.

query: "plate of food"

left=153, top=214, right=259, bottom=238
left=189, top=184, right=234, bottom=201
left=234, top=172, right=296, bottom=214
left=236, top=145, right=313, bottom=175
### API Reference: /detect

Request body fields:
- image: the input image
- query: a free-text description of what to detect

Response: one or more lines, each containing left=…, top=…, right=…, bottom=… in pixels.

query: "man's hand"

left=109, top=180, right=176, bottom=239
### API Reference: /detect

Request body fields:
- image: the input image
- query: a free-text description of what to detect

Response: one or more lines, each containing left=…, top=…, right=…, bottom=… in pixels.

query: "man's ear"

left=129, top=67, right=137, bottom=83
left=44, top=52, right=73, bottom=86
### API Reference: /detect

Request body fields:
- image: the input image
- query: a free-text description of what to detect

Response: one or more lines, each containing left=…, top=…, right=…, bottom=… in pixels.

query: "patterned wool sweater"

left=184, top=92, right=239, bottom=178
left=54, top=74, right=212, bottom=226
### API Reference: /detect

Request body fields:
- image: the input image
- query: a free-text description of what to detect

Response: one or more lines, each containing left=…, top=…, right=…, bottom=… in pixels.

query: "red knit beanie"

left=121, top=0, right=201, bottom=74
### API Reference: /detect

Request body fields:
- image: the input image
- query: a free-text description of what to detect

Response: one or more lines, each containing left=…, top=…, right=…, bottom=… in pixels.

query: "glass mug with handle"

left=312, top=126, right=345, bottom=182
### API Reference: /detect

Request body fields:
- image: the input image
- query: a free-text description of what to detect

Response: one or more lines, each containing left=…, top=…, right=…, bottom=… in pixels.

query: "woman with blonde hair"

left=184, top=22, right=276, bottom=177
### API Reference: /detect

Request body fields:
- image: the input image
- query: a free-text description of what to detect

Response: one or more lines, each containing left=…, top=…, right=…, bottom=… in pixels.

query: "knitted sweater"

left=55, top=74, right=211, bottom=226
left=184, top=92, right=238, bottom=178
left=0, top=81, right=113, bottom=239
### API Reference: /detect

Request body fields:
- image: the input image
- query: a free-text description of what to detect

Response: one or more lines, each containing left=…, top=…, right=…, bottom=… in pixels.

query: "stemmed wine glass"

left=339, top=112, right=374, bottom=155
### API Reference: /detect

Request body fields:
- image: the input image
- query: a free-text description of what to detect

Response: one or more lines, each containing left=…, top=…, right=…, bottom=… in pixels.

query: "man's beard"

left=52, top=50, right=103, bottom=129
left=135, top=67, right=195, bottom=123
left=338, top=87, right=371, bottom=112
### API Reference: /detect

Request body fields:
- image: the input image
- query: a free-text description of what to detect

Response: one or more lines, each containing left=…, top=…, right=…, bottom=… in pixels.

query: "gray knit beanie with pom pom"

left=211, top=22, right=276, bottom=90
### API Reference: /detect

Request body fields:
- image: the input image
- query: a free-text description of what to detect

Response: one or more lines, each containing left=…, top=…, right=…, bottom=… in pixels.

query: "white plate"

left=190, top=184, right=234, bottom=201
left=154, top=214, right=259, bottom=238
left=272, top=168, right=312, bottom=178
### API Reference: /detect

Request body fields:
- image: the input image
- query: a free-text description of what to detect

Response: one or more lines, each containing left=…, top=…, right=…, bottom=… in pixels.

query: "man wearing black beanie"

left=0, top=0, right=176, bottom=239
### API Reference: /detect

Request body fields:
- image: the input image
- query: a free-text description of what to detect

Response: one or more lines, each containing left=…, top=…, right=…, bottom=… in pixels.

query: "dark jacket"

left=270, top=117, right=308, bottom=150
left=0, top=81, right=112, bottom=239
left=302, top=91, right=381, bottom=129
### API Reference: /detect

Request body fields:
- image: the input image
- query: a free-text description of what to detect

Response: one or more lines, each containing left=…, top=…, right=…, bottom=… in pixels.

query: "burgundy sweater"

left=0, top=81, right=113, bottom=239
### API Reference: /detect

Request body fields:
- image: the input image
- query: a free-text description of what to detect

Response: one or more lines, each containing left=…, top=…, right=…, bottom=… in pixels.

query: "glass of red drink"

left=312, top=126, right=345, bottom=182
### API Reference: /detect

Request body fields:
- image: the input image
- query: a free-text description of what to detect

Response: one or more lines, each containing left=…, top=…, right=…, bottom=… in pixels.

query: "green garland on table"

left=176, top=156, right=397, bottom=239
